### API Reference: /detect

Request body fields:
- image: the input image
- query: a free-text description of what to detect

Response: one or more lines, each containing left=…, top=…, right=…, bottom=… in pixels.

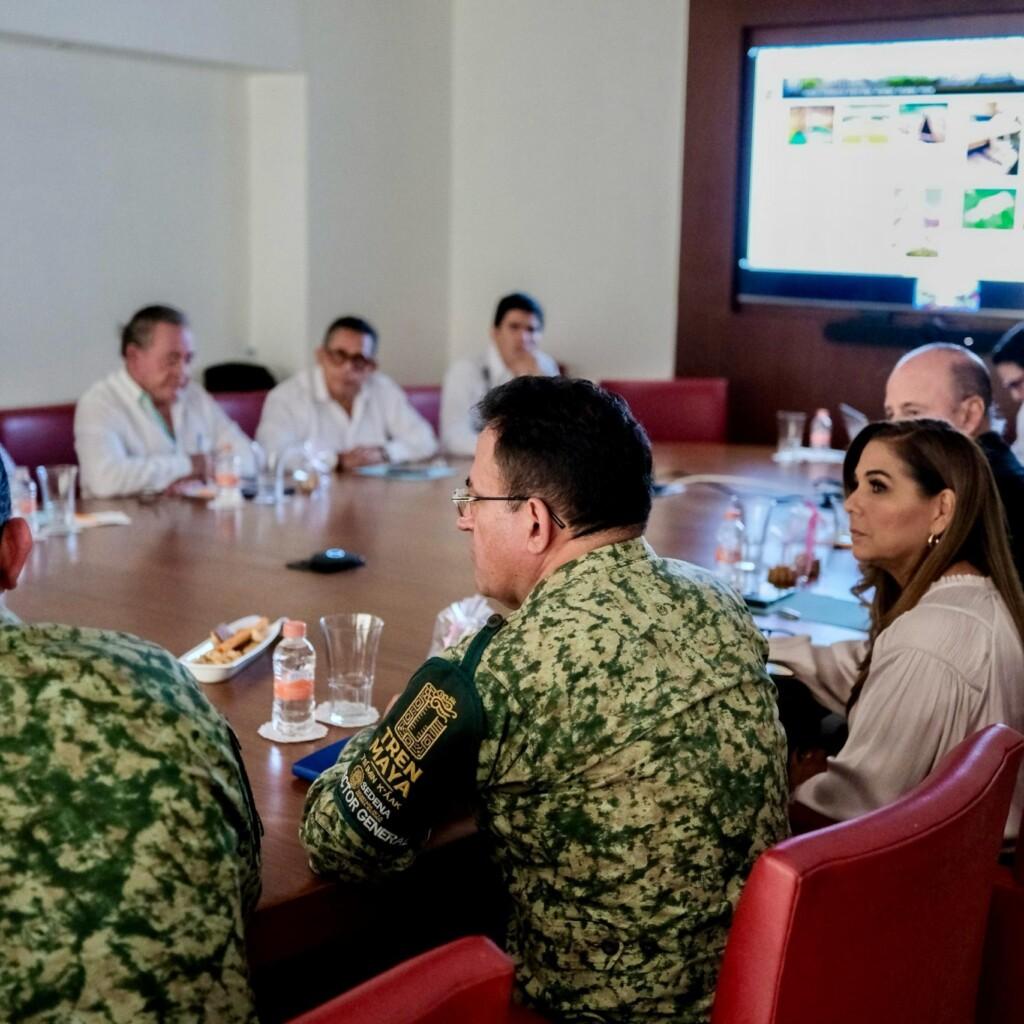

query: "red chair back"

left=211, top=390, right=268, bottom=440
left=599, top=378, right=728, bottom=442
left=287, top=936, right=514, bottom=1024
left=404, top=385, right=441, bottom=434
left=711, top=724, right=1024, bottom=1024
left=0, top=403, right=78, bottom=468
left=977, top=802, right=1024, bottom=1024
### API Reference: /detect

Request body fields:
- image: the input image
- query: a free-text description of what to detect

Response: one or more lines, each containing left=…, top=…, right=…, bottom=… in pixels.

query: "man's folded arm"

left=300, top=656, right=485, bottom=883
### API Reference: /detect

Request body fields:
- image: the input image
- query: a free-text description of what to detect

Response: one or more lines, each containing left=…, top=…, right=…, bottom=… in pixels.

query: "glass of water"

left=319, top=612, right=384, bottom=726
left=46, top=465, right=79, bottom=535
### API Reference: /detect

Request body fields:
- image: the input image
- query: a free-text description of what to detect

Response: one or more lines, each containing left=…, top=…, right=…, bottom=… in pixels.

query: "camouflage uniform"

left=302, top=538, right=788, bottom=1022
left=0, top=608, right=261, bottom=1023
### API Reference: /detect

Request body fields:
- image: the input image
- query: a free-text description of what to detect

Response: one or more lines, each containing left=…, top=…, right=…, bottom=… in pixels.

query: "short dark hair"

left=120, top=305, right=188, bottom=357
left=993, top=322, right=1024, bottom=368
left=323, top=316, right=378, bottom=356
left=493, top=292, right=544, bottom=329
left=474, top=376, right=652, bottom=538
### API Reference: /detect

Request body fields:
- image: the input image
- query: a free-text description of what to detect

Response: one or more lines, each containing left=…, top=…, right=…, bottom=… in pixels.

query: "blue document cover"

left=291, top=737, right=351, bottom=782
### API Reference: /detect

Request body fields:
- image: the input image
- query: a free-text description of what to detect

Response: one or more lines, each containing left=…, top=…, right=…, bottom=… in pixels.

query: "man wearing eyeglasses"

left=256, top=315, right=437, bottom=470
left=302, top=376, right=788, bottom=1023
left=75, top=305, right=254, bottom=497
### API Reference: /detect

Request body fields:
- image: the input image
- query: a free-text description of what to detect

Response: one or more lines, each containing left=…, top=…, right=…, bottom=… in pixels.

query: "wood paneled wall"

left=677, top=0, right=1024, bottom=443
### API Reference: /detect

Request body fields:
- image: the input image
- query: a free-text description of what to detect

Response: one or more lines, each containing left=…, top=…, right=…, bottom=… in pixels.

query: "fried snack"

left=196, top=617, right=270, bottom=665
left=767, top=564, right=798, bottom=589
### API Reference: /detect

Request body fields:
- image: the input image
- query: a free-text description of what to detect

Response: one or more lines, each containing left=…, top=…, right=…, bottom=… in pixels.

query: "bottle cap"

left=814, top=408, right=829, bottom=417
left=282, top=619, right=306, bottom=638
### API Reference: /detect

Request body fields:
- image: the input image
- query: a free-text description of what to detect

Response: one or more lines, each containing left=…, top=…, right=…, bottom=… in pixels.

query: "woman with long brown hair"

left=770, top=418, right=1024, bottom=837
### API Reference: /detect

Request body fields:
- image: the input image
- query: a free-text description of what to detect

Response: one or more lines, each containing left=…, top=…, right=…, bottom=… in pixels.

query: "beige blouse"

left=769, top=576, right=1024, bottom=839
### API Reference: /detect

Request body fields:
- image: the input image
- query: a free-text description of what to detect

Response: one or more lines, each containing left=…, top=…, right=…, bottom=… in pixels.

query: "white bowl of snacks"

left=179, top=615, right=283, bottom=683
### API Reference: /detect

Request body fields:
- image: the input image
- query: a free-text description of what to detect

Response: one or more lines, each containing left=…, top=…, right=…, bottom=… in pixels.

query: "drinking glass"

left=46, top=464, right=78, bottom=535
left=250, top=442, right=277, bottom=505
left=319, top=613, right=384, bottom=726
left=776, top=411, right=807, bottom=460
left=213, top=451, right=243, bottom=506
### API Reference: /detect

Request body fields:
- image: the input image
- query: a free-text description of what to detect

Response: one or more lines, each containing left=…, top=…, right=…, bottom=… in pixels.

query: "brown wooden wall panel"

left=677, top=0, right=1024, bottom=443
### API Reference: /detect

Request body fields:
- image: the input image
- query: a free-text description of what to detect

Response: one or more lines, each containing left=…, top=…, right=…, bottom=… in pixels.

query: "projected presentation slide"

left=742, top=36, right=1024, bottom=311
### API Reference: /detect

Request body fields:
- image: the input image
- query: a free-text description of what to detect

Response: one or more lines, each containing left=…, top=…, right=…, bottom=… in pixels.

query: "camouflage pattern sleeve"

left=0, top=619, right=261, bottom=1023
left=301, top=648, right=486, bottom=883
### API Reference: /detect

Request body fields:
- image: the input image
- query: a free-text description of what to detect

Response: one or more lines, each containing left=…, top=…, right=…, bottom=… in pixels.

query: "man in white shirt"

left=256, top=316, right=437, bottom=470
left=441, top=293, right=560, bottom=456
left=75, top=305, right=253, bottom=498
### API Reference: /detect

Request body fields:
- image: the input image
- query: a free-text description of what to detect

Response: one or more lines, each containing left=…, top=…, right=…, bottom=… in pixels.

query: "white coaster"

left=208, top=492, right=246, bottom=509
left=258, top=721, right=328, bottom=743
left=314, top=701, right=380, bottom=728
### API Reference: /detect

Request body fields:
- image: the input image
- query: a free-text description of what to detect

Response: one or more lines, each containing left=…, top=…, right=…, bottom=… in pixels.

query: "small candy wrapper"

left=429, top=594, right=495, bottom=657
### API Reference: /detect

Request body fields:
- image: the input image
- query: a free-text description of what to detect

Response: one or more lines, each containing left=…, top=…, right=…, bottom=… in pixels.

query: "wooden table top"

left=6, top=443, right=862, bottom=966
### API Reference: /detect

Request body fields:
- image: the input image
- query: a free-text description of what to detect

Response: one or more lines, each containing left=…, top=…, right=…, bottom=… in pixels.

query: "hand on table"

left=164, top=454, right=212, bottom=495
left=339, top=446, right=388, bottom=471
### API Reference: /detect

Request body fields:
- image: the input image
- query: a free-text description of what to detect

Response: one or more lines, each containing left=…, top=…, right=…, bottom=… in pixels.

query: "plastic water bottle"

left=714, top=505, right=746, bottom=589
left=809, top=408, right=832, bottom=449
left=272, top=620, right=316, bottom=738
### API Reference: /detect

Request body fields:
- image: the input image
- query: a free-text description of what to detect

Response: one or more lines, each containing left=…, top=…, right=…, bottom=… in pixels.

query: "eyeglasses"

left=451, top=487, right=566, bottom=529
left=322, top=348, right=374, bottom=371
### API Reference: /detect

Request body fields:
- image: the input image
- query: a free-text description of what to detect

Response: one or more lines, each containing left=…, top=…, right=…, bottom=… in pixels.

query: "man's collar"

left=486, top=343, right=511, bottom=384
left=519, top=535, right=653, bottom=613
left=312, top=364, right=330, bottom=403
left=116, top=365, right=148, bottom=403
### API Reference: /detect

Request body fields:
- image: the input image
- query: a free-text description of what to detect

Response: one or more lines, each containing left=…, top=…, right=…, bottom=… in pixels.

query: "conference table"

left=6, top=443, right=863, bottom=999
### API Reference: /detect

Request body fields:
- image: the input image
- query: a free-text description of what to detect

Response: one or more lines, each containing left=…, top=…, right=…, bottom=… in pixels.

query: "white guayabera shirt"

left=75, top=368, right=253, bottom=498
left=255, top=367, right=438, bottom=468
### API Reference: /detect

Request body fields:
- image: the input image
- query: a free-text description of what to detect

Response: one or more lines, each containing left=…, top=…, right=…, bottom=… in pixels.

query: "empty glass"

left=45, top=465, right=78, bottom=535
left=776, top=411, right=807, bottom=462
left=319, top=613, right=384, bottom=726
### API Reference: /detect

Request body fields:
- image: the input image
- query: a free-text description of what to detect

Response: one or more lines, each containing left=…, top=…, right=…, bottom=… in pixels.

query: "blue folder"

left=291, top=737, right=351, bottom=781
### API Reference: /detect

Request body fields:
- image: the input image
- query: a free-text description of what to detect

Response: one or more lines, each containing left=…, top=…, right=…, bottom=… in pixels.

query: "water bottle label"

left=274, top=676, right=314, bottom=701
left=714, top=545, right=740, bottom=564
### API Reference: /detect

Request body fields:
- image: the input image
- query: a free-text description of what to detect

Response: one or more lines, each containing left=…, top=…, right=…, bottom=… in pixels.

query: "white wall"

left=0, top=35, right=248, bottom=406
left=0, top=0, right=302, bottom=70
left=449, top=0, right=687, bottom=380
left=247, top=73, right=309, bottom=379
left=300, top=1, right=453, bottom=385
left=0, top=0, right=689, bottom=407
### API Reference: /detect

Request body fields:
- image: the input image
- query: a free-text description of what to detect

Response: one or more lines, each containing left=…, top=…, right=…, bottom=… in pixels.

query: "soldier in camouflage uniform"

left=302, top=377, right=788, bottom=1022
left=0, top=467, right=262, bottom=1022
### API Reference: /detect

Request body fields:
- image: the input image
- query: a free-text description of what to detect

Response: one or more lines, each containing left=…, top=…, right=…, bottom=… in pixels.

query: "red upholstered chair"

left=211, top=390, right=268, bottom=440
left=404, top=385, right=441, bottom=434
left=598, top=378, right=728, bottom=442
left=0, top=403, right=78, bottom=468
left=711, top=724, right=1024, bottom=1024
left=286, top=936, right=549, bottom=1024
left=977, top=806, right=1024, bottom=1024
